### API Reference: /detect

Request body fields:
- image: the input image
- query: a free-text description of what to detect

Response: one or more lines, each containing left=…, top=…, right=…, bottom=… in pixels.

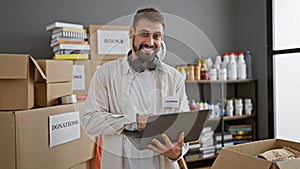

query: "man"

left=82, top=7, right=190, bottom=169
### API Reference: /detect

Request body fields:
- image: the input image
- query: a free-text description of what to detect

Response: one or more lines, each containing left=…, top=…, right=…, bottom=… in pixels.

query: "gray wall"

left=0, top=0, right=268, bottom=139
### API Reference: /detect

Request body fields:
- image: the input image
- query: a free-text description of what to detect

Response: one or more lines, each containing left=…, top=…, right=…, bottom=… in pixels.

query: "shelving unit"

left=184, top=79, right=257, bottom=167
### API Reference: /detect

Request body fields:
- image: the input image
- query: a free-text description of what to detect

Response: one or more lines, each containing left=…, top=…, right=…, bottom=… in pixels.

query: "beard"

left=132, top=35, right=160, bottom=62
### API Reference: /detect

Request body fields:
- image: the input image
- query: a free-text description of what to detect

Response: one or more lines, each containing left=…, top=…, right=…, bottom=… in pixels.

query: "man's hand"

left=147, top=132, right=184, bottom=160
left=136, top=113, right=154, bottom=129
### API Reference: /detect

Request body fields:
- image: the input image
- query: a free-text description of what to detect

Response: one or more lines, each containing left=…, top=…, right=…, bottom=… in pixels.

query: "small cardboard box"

left=211, top=139, right=300, bottom=169
left=72, top=60, right=91, bottom=99
left=35, top=60, right=73, bottom=83
left=0, top=54, right=46, bottom=110
left=35, top=82, right=73, bottom=107
left=88, top=25, right=130, bottom=60
left=0, top=102, right=95, bottom=169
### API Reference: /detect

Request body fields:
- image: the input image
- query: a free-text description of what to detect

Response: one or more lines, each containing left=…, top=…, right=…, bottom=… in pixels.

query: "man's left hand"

left=147, top=132, right=184, bottom=160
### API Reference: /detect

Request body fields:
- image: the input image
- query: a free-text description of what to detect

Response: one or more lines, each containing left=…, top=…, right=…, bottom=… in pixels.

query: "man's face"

left=130, top=18, right=164, bottom=62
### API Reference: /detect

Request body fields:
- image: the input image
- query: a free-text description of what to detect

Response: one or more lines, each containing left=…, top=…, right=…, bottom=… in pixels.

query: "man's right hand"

left=136, top=113, right=154, bottom=129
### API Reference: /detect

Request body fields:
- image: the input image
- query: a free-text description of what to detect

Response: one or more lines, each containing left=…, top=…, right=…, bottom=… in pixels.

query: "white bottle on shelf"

left=244, top=98, right=253, bottom=115
left=237, top=52, right=247, bottom=79
left=235, top=98, right=243, bottom=116
left=205, top=56, right=213, bottom=70
left=214, top=54, right=222, bottom=70
left=228, top=52, right=237, bottom=80
left=226, top=99, right=234, bottom=116
left=221, top=53, right=229, bottom=69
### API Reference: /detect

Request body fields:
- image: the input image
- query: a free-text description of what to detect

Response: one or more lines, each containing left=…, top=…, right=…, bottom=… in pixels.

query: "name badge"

left=163, top=96, right=179, bottom=108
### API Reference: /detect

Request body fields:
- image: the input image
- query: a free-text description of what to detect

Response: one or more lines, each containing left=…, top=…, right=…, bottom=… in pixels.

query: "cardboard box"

left=0, top=102, right=95, bottom=169
left=72, top=60, right=91, bottom=99
left=35, top=82, right=73, bottom=107
left=211, top=139, right=300, bottom=169
left=88, top=25, right=130, bottom=60
left=70, top=160, right=94, bottom=169
left=35, top=60, right=73, bottom=83
left=90, top=59, right=121, bottom=78
left=0, top=54, right=46, bottom=110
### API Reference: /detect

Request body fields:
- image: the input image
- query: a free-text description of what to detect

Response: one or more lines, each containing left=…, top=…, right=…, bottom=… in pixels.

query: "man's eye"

left=140, top=33, right=148, bottom=37
left=153, top=34, right=161, bottom=40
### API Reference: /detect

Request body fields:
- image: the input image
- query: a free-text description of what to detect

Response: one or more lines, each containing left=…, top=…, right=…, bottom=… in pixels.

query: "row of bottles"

left=176, top=50, right=253, bottom=81
left=225, top=98, right=253, bottom=116
left=188, top=100, right=221, bottom=118
left=188, top=97, right=253, bottom=118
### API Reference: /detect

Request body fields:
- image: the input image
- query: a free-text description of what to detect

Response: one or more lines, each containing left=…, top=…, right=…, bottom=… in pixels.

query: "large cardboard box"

left=0, top=102, right=95, bottom=169
left=72, top=60, right=91, bottom=99
left=0, top=54, right=46, bottom=110
left=211, top=139, right=300, bottom=169
left=35, top=60, right=73, bottom=83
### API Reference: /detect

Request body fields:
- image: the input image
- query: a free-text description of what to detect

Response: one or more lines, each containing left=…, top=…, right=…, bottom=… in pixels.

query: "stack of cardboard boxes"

left=0, top=54, right=95, bottom=169
left=0, top=24, right=131, bottom=169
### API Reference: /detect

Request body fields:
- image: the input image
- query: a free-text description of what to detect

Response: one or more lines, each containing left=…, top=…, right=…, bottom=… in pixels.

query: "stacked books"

left=198, top=127, right=216, bottom=158
left=214, top=131, right=234, bottom=154
left=184, top=140, right=201, bottom=162
left=184, top=127, right=216, bottom=162
left=46, top=22, right=90, bottom=60
left=227, top=124, right=252, bottom=145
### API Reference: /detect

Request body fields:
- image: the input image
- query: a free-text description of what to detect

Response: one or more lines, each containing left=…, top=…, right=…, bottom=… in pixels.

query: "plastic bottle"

left=244, top=98, right=253, bottom=115
left=186, top=64, right=195, bottom=81
left=234, top=98, right=243, bottom=116
left=228, top=52, right=237, bottom=80
left=221, top=53, right=229, bottom=69
left=214, top=54, right=222, bottom=70
left=245, top=50, right=253, bottom=78
left=237, top=52, right=247, bottom=79
left=226, top=99, right=234, bottom=116
left=205, top=56, right=213, bottom=70
left=189, top=100, right=198, bottom=110
left=200, top=60, right=209, bottom=80
left=194, top=62, right=201, bottom=81
left=178, top=66, right=187, bottom=80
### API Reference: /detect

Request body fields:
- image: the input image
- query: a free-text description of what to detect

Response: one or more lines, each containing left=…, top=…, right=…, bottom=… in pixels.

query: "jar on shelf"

left=194, top=62, right=201, bottom=81
left=186, top=64, right=195, bottom=81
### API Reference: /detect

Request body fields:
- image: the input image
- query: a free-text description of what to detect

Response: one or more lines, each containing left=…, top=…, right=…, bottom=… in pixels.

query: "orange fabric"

left=94, top=136, right=103, bottom=169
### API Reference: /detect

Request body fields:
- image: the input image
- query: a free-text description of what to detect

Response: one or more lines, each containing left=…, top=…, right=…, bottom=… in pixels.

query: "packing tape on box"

left=61, top=94, right=77, bottom=104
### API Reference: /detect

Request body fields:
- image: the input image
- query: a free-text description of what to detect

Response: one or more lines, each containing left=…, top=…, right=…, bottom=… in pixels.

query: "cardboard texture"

left=90, top=59, right=123, bottom=78
left=211, top=139, right=300, bottom=169
left=35, top=82, right=73, bottom=107
left=72, top=60, right=91, bottom=98
left=35, top=60, right=73, bottom=83
left=0, top=102, right=95, bottom=169
left=88, top=25, right=129, bottom=60
left=70, top=160, right=93, bottom=169
left=0, top=54, right=46, bottom=110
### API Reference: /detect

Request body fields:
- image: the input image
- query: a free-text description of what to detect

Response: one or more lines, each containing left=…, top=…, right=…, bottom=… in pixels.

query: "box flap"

left=211, top=148, right=273, bottom=169
left=276, top=158, right=300, bottom=169
left=0, top=54, right=28, bottom=79
left=35, top=60, right=72, bottom=83
left=29, top=56, right=47, bottom=80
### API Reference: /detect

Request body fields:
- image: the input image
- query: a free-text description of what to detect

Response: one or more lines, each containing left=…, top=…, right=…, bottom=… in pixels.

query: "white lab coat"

left=82, top=57, right=190, bottom=169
